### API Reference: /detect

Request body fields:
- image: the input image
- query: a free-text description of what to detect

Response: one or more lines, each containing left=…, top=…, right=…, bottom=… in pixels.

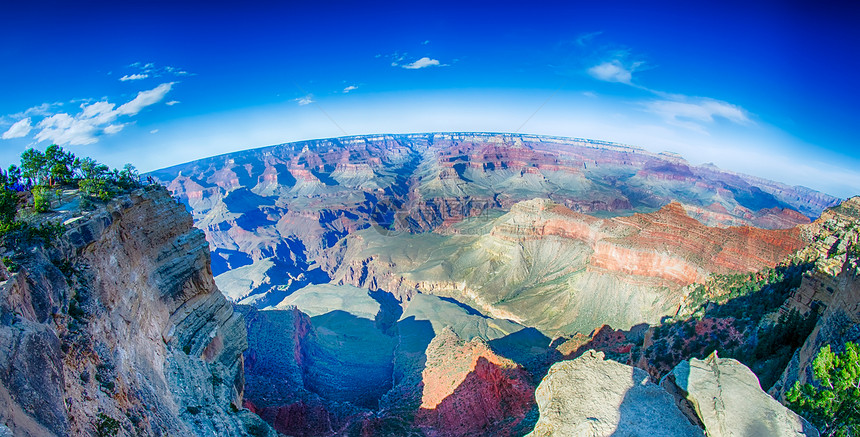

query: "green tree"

left=44, top=144, right=76, bottom=185
left=20, top=148, right=47, bottom=185
left=787, top=342, right=860, bottom=436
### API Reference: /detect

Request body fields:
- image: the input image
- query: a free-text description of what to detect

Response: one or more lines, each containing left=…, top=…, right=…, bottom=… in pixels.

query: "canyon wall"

left=0, top=187, right=274, bottom=436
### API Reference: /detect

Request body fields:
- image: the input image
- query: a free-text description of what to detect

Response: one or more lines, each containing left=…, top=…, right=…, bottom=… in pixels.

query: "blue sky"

left=1, top=1, right=859, bottom=197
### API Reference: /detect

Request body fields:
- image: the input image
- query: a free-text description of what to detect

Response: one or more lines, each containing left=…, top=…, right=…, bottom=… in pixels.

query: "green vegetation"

left=787, top=342, right=860, bottom=437
left=642, top=262, right=818, bottom=388
left=96, top=412, right=121, bottom=437
left=1, top=145, right=146, bottom=253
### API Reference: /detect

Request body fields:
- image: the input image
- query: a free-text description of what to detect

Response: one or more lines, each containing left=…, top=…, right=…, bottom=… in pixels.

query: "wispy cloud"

left=119, top=73, right=149, bottom=82
left=402, top=57, right=444, bottom=69
left=150, top=129, right=159, bottom=134
left=23, top=82, right=175, bottom=145
left=294, top=95, right=314, bottom=106
left=644, top=97, right=751, bottom=132
left=576, top=31, right=603, bottom=46
left=422, top=40, right=430, bottom=45
left=116, top=82, right=174, bottom=116
left=125, top=62, right=193, bottom=79
left=1, top=118, right=32, bottom=139
left=587, top=60, right=639, bottom=85
left=576, top=35, right=751, bottom=133
left=165, top=100, right=180, bottom=106
left=343, top=85, right=358, bottom=93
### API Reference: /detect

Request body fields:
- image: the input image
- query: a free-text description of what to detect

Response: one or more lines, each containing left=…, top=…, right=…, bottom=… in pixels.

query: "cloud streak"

left=119, top=73, right=148, bottom=81
left=1, top=118, right=32, bottom=139
left=343, top=85, right=358, bottom=93
left=644, top=97, right=751, bottom=131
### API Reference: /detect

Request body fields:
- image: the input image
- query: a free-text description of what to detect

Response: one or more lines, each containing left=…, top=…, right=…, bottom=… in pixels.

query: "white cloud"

left=116, top=82, right=174, bottom=116
left=103, top=124, right=125, bottom=134
left=119, top=73, right=149, bottom=81
left=150, top=129, right=159, bottom=134
left=644, top=97, right=751, bottom=131
left=166, top=100, right=180, bottom=106
left=294, top=95, right=314, bottom=106
left=343, top=85, right=358, bottom=93
left=35, top=113, right=100, bottom=145
left=1, top=118, right=32, bottom=139
left=28, top=82, right=174, bottom=145
left=587, top=60, right=637, bottom=84
left=402, top=57, right=443, bottom=69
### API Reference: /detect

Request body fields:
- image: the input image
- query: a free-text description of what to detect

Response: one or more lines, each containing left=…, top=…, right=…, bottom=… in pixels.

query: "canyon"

left=2, top=133, right=854, bottom=436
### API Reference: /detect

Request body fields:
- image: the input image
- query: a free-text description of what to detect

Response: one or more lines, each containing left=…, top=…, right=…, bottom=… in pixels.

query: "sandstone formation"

left=527, top=350, right=703, bottom=437
left=0, top=187, right=274, bottom=436
left=663, top=353, right=818, bottom=436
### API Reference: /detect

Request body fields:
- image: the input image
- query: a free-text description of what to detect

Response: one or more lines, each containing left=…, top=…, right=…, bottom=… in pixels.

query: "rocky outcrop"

left=415, top=328, right=534, bottom=437
left=663, top=353, right=818, bottom=436
left=770, top=197, right=860, bottom=401
left=527, top=350, right=703, bottom=437
left=0, top=187, right=274, bottom=436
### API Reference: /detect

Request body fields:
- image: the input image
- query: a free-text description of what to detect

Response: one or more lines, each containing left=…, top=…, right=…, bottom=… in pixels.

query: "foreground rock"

left=0, top=187, right=274, bottom=436
left=663, top=353, right=818, bottom=437
left=527, top=350, right=703, bottom=437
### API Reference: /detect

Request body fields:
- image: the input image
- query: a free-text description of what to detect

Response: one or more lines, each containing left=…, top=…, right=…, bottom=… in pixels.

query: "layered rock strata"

left=0, top=187, right=274, bottom=436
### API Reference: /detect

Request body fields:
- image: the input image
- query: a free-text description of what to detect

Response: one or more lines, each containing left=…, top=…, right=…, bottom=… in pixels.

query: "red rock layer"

left=493, top=200, right=806, bottom=286
left=414, top=329, right=534, bottom=437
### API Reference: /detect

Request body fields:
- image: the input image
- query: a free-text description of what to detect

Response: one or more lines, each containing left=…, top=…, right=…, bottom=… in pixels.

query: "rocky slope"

left=0, top=187, right=274, bottom=436
left=328, top=198, right=805, bottom=335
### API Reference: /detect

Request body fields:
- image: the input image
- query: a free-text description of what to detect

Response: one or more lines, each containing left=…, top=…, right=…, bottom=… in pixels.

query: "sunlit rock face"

left=527, top=350, right=703, bottom=437
left=0, top=187, right=274, bottom=437
left=663, top=354, right=818, bottom=437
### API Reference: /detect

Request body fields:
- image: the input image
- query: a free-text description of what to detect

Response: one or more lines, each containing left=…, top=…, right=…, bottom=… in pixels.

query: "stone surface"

left=0, top=187, right=275, bottom=436
left=664, top=353, right=818, bottom=437
left=527, top=350, right=703, bottom=437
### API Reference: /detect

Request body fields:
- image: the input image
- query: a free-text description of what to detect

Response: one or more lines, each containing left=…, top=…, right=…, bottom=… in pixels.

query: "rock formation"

left=663, top=353, right=818, bottom=436
left=527, top=350, right=703, bottom=436
left=0, top=187, right=274, bottom=436
left=769, top=197, right=860, bottom=401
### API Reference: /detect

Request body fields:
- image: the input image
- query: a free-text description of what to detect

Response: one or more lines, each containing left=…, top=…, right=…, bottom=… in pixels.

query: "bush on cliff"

left=786, top=342, right=860, bottom=436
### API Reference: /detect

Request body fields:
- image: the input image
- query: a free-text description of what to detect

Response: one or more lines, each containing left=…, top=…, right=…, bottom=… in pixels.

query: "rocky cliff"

left=0, top=187, right=274, bottom=436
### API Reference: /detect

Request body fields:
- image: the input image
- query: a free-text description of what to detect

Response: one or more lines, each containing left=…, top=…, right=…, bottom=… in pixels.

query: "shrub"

left=786, top=342, right=860, bottom=436
left=96, top=413, right=121, bottom=437
left=32, top=186, right=52, bottom=212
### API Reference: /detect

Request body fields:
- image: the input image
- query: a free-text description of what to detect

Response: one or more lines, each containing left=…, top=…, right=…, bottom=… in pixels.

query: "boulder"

left=527, top=350, right=703, bottom=437
left=663, top=353, right=818, bottom=437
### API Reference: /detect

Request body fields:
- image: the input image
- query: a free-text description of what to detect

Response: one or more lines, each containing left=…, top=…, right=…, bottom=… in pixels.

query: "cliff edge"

left=0, top=186, right=274, bottom=436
